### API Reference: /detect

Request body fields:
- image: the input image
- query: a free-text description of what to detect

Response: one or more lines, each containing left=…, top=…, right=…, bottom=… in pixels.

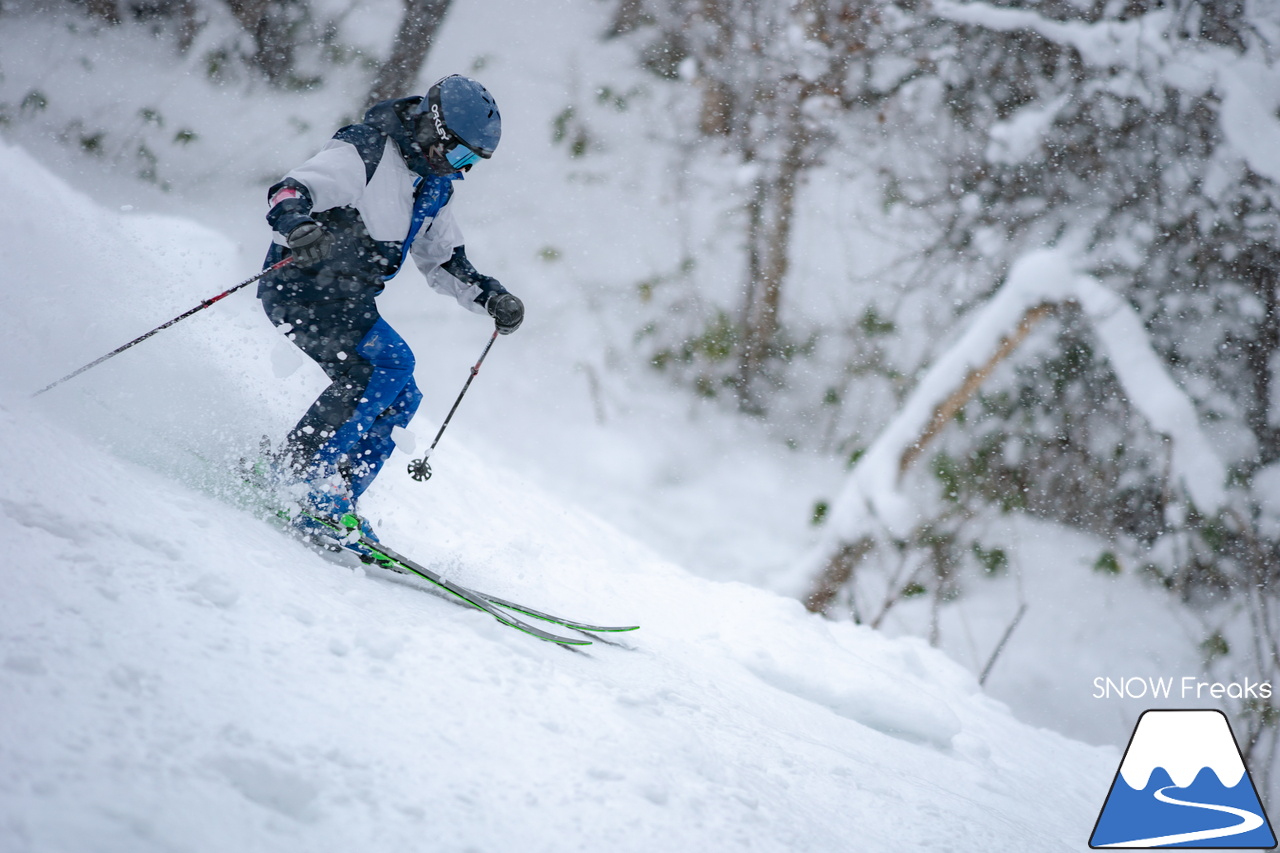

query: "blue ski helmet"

left=412, top=75, right=501, bottom=174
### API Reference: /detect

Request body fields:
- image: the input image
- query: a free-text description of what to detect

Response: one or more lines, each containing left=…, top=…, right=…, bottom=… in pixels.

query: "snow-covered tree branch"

left=806, top=247, right=1225, bottom=573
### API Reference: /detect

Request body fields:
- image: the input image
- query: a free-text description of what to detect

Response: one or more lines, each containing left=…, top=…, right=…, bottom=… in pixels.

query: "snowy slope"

left=0, top=140, right=1120, bottom=850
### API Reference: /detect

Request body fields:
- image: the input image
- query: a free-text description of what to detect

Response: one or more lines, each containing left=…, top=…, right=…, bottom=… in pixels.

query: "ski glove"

left=487, top=292, right=524, bottom=335
left=287, top=221, right=332, bottom=267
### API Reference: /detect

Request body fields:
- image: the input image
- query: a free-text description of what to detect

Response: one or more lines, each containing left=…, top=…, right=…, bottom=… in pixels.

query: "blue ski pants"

left=264, top=296, right=422, bottom=500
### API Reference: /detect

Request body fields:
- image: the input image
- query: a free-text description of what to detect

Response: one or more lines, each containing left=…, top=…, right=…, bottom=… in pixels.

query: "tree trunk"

left=365, top=0, right=454, bottom=110
left=223, top=0, right=298, bottom=85
left=735, top=113, right=805, bottom=411
left=607, top=0, right=649, bottom=37
left=224, top=0, right=271, bottom=34
left=1242, top=250, right=1280, bottom=467
left=173, top=0, right=202, bottom=52
left=899, top=303, right=1056, bottom=474
left=699, top=77, right=732, bottom=137
left=254, top=1, right=300, bottom=85
left=85, top=0, right=121, bottom=24
left=804, top=537, right=874, bottom=615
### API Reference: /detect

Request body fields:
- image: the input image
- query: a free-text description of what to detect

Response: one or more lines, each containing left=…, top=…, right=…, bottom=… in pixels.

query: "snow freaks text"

left=1093, top=677, right=1273, bottom=701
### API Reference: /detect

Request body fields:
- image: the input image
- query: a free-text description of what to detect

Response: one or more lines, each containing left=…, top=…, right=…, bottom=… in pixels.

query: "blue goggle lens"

left=446, top=143, right=481, bottom=170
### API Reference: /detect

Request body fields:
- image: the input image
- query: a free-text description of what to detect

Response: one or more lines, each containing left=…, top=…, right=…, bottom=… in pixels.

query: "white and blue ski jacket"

left=258, top=97, right=503, bottom=312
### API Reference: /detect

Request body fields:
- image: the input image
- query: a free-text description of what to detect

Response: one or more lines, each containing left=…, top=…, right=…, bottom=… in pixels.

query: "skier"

left=257, top=74, right=523, bottom=545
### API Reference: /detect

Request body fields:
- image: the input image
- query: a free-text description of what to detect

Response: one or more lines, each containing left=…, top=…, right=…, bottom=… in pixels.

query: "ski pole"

left=408, top=328, right=499, bottom=482
left=33, top=257, right=293, bottom=397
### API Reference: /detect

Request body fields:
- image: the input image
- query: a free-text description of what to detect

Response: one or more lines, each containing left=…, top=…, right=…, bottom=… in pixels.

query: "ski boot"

left=292, top=477, right=381, bottom=552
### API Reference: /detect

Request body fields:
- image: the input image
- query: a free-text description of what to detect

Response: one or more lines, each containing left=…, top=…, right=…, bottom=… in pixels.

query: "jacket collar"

left=364, top=97, right=434, bottom=177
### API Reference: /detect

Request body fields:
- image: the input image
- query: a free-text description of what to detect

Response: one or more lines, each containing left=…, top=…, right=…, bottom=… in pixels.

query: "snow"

left=932, top=1, right=1176, bottom=72
left=882, top=513, right=1209, bottom=748
left=1216, top=62, right=1280, bottom=186
left=0, top=78, right=1125, bottom=853
left=985, top=95, right=1068, bottom=166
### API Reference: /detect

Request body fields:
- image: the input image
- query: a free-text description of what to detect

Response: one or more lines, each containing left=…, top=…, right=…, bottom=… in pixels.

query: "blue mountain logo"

left=1090, top=709, right=1276, bottom=848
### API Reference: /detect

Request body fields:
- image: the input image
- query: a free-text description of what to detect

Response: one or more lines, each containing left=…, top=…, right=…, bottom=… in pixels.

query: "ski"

left=467, top=591, right=639, bottom=635
left=353, top=534, right=638, bottom=638
left=298, top=513, right=593, bottom=646
left=370, top=545, right=640, bottom=635
left=360, top=554, right=638, bottom=643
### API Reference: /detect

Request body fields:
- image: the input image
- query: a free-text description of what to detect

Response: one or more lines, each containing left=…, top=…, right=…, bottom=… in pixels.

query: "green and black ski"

left=300, top=512, right=639, bottom=647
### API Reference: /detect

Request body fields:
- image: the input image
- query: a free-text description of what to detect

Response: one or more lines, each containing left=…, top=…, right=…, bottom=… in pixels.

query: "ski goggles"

left=443, top=142, right=481, bottom=171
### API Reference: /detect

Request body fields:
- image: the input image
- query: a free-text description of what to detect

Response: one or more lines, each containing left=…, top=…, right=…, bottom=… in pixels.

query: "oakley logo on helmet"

left=430, top=103, right=451, bottom=143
